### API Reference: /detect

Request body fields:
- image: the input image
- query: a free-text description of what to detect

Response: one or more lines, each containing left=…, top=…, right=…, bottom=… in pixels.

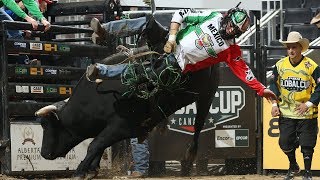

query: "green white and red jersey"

left=171, top=9, right=266, bottom=96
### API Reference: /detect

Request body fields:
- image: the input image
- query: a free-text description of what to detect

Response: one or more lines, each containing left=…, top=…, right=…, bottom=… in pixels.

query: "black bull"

left=35, top=17, right=219, bottom=178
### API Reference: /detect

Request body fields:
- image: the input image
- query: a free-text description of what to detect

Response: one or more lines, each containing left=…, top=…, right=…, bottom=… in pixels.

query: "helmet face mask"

left=219, top=8, right=250, bottom=40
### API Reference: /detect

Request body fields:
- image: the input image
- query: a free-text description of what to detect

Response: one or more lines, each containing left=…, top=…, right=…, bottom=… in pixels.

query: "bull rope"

left=121, top=54, right=186, bottom=99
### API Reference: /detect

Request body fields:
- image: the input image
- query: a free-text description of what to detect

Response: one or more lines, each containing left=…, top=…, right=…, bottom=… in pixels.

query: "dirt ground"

left=0, top=174, right=286, bottom=180
left=1, top=162, right=319, bottom=180
left=1, top=174, right=320, bottom=180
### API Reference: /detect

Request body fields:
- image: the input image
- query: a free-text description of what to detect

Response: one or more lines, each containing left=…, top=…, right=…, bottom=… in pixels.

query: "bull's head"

left=36, top=101, right=82, bottom=160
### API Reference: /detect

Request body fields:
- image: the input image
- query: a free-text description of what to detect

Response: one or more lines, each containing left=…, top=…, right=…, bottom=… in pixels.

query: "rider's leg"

left=86, top=63, right=128, bottom=82
left=90, top=17, right=147, bottom=45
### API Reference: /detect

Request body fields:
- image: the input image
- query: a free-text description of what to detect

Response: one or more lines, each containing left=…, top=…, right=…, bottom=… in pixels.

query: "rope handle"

left=117, top=51, right=161, bottom=65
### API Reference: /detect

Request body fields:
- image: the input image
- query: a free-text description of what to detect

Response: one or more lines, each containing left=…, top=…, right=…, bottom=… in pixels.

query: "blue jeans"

left=0, top=7, right=23, bottom=39
left=102, top=17, right=147, bottom=38
left=95, top=17, right=147, bottom=77
left=130, top=138, right=149, bottom=174
left=0, top=8, right=28, bottom=64
left=96, top=63, right=128, bottom=78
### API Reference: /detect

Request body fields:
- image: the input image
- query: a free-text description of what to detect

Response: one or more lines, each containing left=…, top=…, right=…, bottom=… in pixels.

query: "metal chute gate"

left=0, top=0, right=120, bottom=176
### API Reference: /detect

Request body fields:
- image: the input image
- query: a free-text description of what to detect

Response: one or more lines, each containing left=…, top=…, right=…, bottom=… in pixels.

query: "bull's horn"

left=35, top=105, right=57, bottom=117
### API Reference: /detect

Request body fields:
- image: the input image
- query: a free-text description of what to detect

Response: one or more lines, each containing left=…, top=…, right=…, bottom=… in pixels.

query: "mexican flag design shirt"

left=171, top=9, right=266, bottom=96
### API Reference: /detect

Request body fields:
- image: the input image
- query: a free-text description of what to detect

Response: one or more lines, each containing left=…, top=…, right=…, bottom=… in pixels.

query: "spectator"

left=3, top=0, right=51, bottom=64
left=310, top=12, right=320, bottom=28
left=0, top=0, right=51, bottom=31
left=270, top=31, right=320, bottom=180
left=129, top=138, right=149, bottom=178
left=37, top=0, right=53, bottom=13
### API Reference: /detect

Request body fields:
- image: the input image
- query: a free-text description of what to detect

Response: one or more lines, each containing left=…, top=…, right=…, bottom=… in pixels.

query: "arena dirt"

left=2, top=174, right=320, bottom=180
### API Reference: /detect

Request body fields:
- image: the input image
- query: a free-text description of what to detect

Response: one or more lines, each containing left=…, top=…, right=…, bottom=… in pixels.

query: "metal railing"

left=0, top=20, right=111, bottom=175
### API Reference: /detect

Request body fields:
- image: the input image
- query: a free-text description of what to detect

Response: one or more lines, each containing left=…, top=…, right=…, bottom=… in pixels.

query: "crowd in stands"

left=2, top=0, right=54, bottom=65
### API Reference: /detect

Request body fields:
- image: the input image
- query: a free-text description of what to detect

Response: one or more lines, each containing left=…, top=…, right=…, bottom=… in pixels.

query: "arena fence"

left=0, top=20, right=112, bottom=175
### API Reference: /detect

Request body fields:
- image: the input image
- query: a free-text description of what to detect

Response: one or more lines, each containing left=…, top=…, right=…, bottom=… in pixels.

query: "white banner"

left=215, top=129, right=249, bottom=148
left=10, top=122, right=92, bottom=171
left=120, top=0, right=261, bottom=10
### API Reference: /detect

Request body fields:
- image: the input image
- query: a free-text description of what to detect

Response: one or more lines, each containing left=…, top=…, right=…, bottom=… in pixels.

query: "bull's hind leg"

left=180, top=99, right=211, bottom=176
left=73, top=123, right=127, bottom=179
left=181, top=71, right=218, bottom=176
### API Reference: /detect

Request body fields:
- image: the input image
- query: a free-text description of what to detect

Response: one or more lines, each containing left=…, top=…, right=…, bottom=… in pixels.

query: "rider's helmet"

left=219, top=7, right=250, bottom=40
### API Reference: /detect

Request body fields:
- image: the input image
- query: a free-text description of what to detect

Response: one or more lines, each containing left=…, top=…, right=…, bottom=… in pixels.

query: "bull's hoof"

left=70, top=176, right=85, bottom=180
left=71, top=170, right=97, bottom=180
left=180, top=160, right=192, bottom=176
left=71, top=172, right=86, bottom=180
left=85, top=170, right=98, bottom=180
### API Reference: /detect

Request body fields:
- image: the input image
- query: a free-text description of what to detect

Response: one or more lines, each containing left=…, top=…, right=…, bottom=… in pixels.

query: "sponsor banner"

left=168, top=86, right=245, bottom=135
left=59, top=87, right=72, bottom=95
left=15, top=85, right=29, bottom=93
left=15, top=67, right=28, bottom=75
left=44, top=44, right=58, bottom=52
left=263, top=100, right=320, bottom=169
left=58, top=45, right=71, bottom=52
left=14, top=42, right=27, bottom=48
left=30, top=42, right=43, bottom=51
left=46, top=87, right=58, bottom=94
left=59, top=69, right=71, bottom=75
left=215, top=129, right=249, bottom=148
left=149, top=69, right=257, bottom=161
left=30, top=67, right=43, bottom=75
left=44, top=68, right=57, bottom=75
left=30, top=86, right=44, bottom=94
left=10, top=123, right=92, bottom=171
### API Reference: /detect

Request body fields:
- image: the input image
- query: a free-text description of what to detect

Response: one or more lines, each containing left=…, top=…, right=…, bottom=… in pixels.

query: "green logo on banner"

left=58, top=45, right=70, bottom=52
left=235, top=129, right=249, bottom=147
left=15, top=67, right=28, bottom=75
left=46, top=87, right=58, bottom=93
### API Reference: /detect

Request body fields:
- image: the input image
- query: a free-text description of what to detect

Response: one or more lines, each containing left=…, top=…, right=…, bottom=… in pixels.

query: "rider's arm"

left=225, top=45, right=266, bottom=96
left=22, top=0, right=44, bottom=21
left=171, top=9, right=219, bottom=25
left=167, top=9, right=219, bottom=47
left=168, top=22, right=180, bottom=42
left=2, top=0, right=28, bottom=19
left=165, top=9, right=215, bottom=53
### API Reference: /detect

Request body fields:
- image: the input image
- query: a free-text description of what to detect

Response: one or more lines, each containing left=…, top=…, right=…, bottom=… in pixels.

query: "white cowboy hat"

left=310, top=12, right=320, bottom=28
left=279, top=31, right=310, bottom=52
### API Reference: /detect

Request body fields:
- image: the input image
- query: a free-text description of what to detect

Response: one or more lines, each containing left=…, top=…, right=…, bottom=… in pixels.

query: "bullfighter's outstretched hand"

left=263, top=89, right=277, bottom=102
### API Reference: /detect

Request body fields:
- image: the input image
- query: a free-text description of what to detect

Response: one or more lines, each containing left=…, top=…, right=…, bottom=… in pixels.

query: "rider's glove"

left=163, top=34, right=177, bottom=53
left=143, top=0, right=151, bottom=6
left=163, top=40, right=176, bottom=53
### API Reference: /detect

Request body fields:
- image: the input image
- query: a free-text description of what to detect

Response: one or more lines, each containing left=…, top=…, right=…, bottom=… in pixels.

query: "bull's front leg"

left=73, top=124, right=127, bottom=179
left=85, top=152, right=104, bottom=180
